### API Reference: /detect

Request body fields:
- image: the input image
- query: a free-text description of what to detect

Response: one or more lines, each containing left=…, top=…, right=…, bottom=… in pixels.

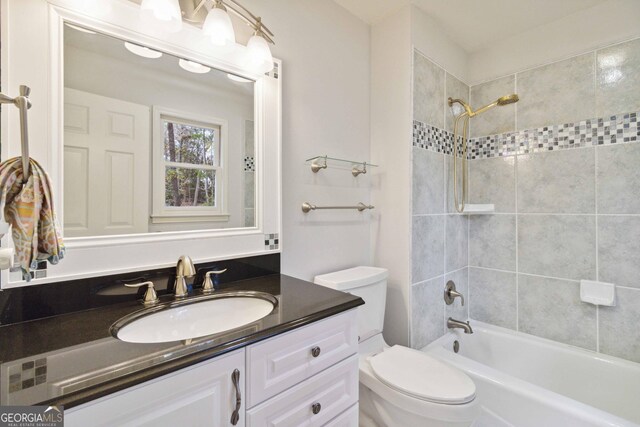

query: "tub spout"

left=447, top=317, right=473, bottom=334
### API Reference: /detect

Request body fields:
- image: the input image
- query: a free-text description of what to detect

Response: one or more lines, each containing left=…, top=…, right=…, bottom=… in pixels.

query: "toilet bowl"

left=315, top=266, right=479, bottom=427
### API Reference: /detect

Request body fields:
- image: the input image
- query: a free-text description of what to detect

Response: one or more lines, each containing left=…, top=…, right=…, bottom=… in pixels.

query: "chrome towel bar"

left=0, top=85, right=32, bottom=183
left=301, top=202, right=374, bottom=213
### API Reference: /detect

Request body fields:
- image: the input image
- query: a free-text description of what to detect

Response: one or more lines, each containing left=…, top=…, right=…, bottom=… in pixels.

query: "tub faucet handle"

left=444, top=280, right=464, bottom=306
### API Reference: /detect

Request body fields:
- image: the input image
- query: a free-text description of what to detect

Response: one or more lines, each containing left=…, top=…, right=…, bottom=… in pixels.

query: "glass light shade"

left=124, top=42, right=163, bottom=59
left=178, top=59, right=211, bottom=74
left=246, top=34, right=274, bottom=74
left=203, top=7, right=236, bottom=46
left=140, top=0, right=182, bottom=33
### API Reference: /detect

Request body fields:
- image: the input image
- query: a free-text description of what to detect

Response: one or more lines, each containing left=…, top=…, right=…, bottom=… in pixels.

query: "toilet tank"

left=314, top=266, right=388, bottom=342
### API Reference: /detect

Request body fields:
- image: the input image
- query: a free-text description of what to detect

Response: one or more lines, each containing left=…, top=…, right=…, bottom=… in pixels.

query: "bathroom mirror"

left=1, top=0, right=281, bottom=286
left=63, top=25, right=256, bottom=237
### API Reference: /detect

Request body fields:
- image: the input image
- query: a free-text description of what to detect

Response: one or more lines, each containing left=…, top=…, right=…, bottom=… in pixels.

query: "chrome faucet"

left=174, top=255, right=196, bottom=298
left=447, top=317, right=473, bottom=334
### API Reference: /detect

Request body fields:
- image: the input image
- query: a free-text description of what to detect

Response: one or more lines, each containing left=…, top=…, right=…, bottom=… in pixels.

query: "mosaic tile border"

left=244, top=156, right=255, bottom=172
left=8, top=357, right=47, bottom=393
left=413, top=112, right=639, bottom=159
left=264, top=233, right=279, bottom=250
left=412, top=121, right=464, bottom=156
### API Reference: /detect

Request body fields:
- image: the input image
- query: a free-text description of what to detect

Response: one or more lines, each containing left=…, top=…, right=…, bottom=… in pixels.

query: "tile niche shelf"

left=306, top=155, right=378, bottom=176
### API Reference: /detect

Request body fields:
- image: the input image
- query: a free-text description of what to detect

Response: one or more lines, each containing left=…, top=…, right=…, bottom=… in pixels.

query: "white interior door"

left=64, top=88, right=150, bottom=237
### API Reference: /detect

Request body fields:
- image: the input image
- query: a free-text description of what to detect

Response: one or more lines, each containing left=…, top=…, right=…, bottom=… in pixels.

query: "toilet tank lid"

left=314, top=266, right=388, bottom=291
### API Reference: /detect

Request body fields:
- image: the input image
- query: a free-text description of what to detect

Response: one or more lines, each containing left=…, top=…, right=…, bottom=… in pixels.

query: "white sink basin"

left=112, top=292, right=277, bottom=344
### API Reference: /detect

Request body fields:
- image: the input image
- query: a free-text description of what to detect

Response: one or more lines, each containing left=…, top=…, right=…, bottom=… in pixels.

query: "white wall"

left=370, top=6, right=413, bottom=346
left=64, top=45, right=253, bottom=230
left=242, top=0, right=373, bottom=281
left=468, top=0, right=640, bottom=84
left=410, top=5, right=469, bottom=84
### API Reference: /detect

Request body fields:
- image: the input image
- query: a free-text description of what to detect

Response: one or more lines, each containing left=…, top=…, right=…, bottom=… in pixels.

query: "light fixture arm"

left=192, top=0, right=275, bottom=44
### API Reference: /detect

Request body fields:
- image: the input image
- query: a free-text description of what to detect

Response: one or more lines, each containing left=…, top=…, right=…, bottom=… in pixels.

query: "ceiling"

left=333, top=0, right=606, bottom=52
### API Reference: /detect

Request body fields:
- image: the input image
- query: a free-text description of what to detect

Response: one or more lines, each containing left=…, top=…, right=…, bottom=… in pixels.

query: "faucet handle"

left=444, top=280, right=464, bottom=306
left=125, top=281, right=159, bottom=306
left=202, top=269, right=228, bottom=294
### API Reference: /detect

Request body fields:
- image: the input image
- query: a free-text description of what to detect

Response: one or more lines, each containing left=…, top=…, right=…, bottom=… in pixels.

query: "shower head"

left=448, top=97, right=472, bottom=117
left=497, top=94, right=519, bottom=105
left=471, top=93, right=519, bottom=116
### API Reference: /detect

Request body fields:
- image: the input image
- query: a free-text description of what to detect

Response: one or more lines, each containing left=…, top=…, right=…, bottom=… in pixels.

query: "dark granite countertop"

left=0, top=274, right=363, bottom=409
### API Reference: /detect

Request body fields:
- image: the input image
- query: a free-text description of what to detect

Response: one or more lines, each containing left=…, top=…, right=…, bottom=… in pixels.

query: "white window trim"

left=151, top=106, right=229, bottom=223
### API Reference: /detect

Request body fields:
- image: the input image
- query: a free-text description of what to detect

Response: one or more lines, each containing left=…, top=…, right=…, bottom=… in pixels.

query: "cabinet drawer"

left=324, top=404, right=358, bottom=427
left=247, top=310, right=358, bottom=407
left=246, top=355, right=358, bottom=427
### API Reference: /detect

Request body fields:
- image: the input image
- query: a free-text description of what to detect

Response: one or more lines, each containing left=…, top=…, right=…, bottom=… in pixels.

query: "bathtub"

left=424, top=321, right=640, bottom=427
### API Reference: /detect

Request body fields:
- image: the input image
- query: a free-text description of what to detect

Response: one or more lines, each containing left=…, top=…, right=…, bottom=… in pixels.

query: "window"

left=152, top=107, right=228, bottom=222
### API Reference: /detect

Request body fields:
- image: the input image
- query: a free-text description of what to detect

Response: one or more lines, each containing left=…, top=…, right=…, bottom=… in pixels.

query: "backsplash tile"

left=517, top=53, right=595, bottom=130
left=597, top=143, right=640, bottom=214
left=518, top=274, right=596, bottom=351
left=517, top=149, right=596, bottom=214
left=413, top=111, right=639, bottom=160
left=412, top=148, right=444, bottom=215
left=596, top=38, right=640, bottom=118
left=468, top=156, right=515, bottom=213
left=411, top=277, right=445, bottom=349
left=411, top=215, right=445, bottom=283
left=445, top=215, right=468, bottom=272
left=518, top=214, right=596, bottom=281
left=264, top=234, right=279, bottom=250
left=467, top=111, right=639, bottom=160
left=413, top=51, right=445, bottom=128
left=599, top=287, right=640, bottom=363
left=598, top=216, right=640, bottom=289
left=469, top=214, right=516, bottom=271
left=469, top=267, right=517, bottom=329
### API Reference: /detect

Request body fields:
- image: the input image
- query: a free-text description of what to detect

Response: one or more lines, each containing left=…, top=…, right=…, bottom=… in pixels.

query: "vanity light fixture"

left=140, top=0, right=183, bottom=33
left=140, top=0, right=275, bottom=73
left=245, top=18, right=274, bottom=74
left=179, top=58, right=211, bottom=74
left=202, top=0, right=235, bottom=46
left=227, top=73, right=252, bottom=83
left=124, top=41, right=163, bottom=59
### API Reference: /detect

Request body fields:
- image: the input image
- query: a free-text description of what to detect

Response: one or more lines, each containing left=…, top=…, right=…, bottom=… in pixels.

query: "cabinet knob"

left=311, top=346, right=321, bottom=358
left=312, top=402, right=322, bottom=415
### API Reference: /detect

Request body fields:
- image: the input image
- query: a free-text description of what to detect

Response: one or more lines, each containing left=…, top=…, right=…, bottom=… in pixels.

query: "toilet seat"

left=368, top=345, right=476, bottom=405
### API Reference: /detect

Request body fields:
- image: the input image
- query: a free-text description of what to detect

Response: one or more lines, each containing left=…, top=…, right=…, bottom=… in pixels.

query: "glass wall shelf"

left=305, top=155, right=378, bottom=176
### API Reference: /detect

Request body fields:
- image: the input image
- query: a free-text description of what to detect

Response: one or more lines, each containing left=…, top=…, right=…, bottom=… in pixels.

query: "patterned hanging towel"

left=0, top=157, right=65, bottom=281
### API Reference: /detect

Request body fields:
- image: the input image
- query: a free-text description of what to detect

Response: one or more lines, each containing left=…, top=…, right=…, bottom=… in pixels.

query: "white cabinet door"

left=65, top=349, right=245, bottom=427
left=64, top=88, right=150, bottom=237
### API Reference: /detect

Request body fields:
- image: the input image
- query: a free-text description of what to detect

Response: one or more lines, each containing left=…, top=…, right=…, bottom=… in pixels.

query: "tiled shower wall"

left=466, top=37, right=640, bottom=363
left=410, top=50, right=470, bottom=349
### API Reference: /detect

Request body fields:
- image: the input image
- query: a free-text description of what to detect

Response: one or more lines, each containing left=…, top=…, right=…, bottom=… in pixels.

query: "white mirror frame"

left=0, top=0, right=282, bottom=288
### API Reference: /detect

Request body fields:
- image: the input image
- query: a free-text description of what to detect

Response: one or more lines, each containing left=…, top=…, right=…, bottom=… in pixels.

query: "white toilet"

left=315, top=266, right=479, bottom=427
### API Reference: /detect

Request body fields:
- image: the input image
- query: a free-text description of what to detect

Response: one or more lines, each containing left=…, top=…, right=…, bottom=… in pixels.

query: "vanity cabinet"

left=65, top=349, right=245, bottom=427
left=64, top=310, right=359, bottom=427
